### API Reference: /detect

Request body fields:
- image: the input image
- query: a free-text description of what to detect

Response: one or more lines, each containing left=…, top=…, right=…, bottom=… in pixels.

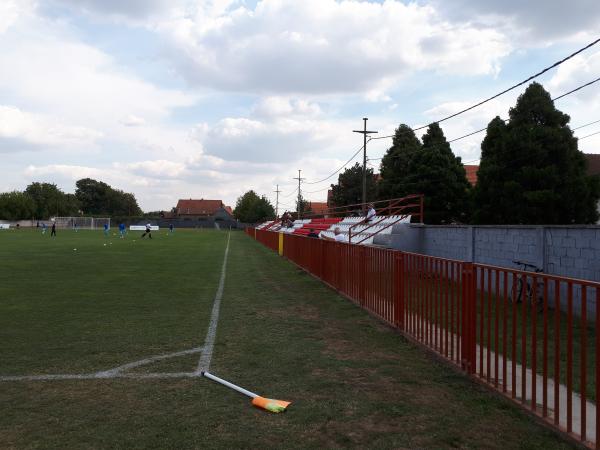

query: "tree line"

left=0, top=178, right=142, bottom=220
left=330, top=82, right=600, bottom=225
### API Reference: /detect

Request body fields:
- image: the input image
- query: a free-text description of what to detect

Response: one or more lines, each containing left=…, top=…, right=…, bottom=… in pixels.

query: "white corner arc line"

left=95, top=347, right=204, bottom=378
left=196, top=231, right=231, bottom=374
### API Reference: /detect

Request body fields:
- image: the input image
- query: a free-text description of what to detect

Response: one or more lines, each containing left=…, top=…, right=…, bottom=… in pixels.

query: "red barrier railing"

left=255, top=228, right=279, bottom=252
left=249, top=229, right=600, bottom=448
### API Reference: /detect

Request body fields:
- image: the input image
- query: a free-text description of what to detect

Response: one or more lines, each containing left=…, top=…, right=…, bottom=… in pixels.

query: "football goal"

left=52, top=217, right=111, bottom=230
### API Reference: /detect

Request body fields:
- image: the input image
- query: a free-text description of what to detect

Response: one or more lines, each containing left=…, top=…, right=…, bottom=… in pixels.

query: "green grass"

left=0, top=228, right=575, bottom=449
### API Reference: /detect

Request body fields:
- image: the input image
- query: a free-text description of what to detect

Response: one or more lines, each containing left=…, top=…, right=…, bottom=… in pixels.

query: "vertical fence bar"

left=444, top=260, right=449, bottom=358
left=479, top=268, right=484, bottom=377
left=531, top=276, right=537, bottom=412
left=394, top=253, right=404, bottom=330
left=450, top=262, right=455, bottom=363
left=554, top=279, right=561, bottom=427
left=594, top=287, right=600, bottom=449
left=487, top=267, right=492, bottom=383
left=521, top=273, right=527, bottom=404
left=494, top=269, right=500, bottom=388
left=503, top=271, right=508, bottom=393
left=512, top=273, right=517, bottom=399
left=567, top=281, right=573, bottom=433
left=543, top=278, right=548, bottom=418
left=581, top=286, right=587, bottom=442
left=461, top=262, right=475, bottom=374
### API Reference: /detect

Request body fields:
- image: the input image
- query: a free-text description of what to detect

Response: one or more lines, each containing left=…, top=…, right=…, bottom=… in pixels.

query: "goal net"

left=52, top=217, right=111, bottom=230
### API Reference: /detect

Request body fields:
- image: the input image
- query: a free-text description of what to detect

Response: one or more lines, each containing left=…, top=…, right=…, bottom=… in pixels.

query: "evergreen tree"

left=406, top=123, right=471, bottom=224
left=378, top=124, right=422, bottom=199
left=473, top=82, right=600, bottom=224
left=329, top=162, right=377, bottom=208
left=233, top=190, right=275, bottom=223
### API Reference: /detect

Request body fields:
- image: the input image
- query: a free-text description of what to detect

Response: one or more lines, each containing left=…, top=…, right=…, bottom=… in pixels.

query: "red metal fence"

left=249, top=229, right=600, bottom=448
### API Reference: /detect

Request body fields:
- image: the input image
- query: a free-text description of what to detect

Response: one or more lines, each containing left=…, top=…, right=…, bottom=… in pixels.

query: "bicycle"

left=511, top=260, right=545, bottom=312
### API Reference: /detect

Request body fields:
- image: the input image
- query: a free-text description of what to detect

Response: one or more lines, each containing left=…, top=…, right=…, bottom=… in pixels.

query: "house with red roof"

left=174, top=199, right=234, bottom=221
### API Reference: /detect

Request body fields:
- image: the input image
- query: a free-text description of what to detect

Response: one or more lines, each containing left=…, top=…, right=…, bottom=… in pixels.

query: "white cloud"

left=115, top=160, right=186, bottom=178
left=0, top=15, right=195, bottom=133
left=158, top=0, right=512, bottom=96
left=0, top=0, right=33, bottom=34
left=121, top=115, right=146, bottom=127
left=252, top=96, right=322, bottom=118
left=0, top=105, right=103, bottom=152
left=431, top=0, right=600, bottom=42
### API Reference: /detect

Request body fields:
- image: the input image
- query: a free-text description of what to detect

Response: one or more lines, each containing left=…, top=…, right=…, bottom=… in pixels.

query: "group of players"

left=39, top=221, right=175, bottom=239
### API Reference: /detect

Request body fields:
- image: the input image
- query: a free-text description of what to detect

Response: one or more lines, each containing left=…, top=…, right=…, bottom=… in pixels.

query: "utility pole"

left=274, top=184, right=281, bottom=218
left=353, top=118, right=378, bottom=213
left=293, top=169, right=305, bottom=218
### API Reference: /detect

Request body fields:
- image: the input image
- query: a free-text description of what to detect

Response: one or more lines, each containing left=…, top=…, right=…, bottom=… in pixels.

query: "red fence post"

left=461, top=262, right=476, bottom=374
left=360, top=246, right=366, bottom=306
left=394, top=252, right=405, bottom=330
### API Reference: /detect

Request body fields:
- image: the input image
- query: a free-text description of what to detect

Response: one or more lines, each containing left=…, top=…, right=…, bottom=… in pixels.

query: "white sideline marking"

left=0, top=372, right=199, bottom=382
left=196, top=231, right=231, bottom=374
left=0, top=231, right=232, bottom=383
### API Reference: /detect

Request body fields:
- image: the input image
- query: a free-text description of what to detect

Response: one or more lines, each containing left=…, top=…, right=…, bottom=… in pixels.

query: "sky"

left=1, top=0, right=600, bottom=212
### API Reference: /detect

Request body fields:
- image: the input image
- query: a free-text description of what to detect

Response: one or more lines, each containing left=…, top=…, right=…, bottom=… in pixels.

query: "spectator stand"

left=269, top=195, right=424, bottom=246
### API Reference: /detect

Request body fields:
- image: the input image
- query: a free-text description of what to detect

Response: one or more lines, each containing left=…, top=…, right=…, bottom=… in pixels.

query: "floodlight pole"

left=353, top=118, right=378, bottom=213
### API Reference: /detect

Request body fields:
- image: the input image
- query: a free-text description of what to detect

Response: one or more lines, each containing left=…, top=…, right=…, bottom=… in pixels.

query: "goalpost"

left=52, top=217, right=111, bottom=230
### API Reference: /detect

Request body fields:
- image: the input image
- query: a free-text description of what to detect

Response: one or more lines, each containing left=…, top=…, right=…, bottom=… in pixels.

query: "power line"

left=280, top=186, right=298, bottom=198
left=303, top=144, right=365, bottom=185
left=366, top=76, right=600, bottom=163
left=303, top=186, right=332, bottom=194
left=573, top=119, right=600, bottom=131
left=552, top=75, right=600, bottom=101
left=580, top=130, right=600, bottom=140
left=368, top=39, right=600, bottom=144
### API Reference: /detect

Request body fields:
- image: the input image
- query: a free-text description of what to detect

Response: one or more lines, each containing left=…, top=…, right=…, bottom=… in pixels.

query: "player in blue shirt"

left=119, top=222, right=126, bottom=239
left=169, top=223, right=174, bottom=235
left=41, top=223, right=47, bottom=235
left=103, top=223, right=109, bottom=237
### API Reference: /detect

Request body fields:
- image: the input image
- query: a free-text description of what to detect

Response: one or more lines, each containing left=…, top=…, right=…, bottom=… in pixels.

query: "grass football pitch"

left=0, top=228, right=575, bottom=449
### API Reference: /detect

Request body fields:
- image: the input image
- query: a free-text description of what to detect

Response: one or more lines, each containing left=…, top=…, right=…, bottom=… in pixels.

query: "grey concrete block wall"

left=389, top=224, right=600, bottom=282
left=388, top=224, right=600, bottom=318
left=473, top=227, right=543, bottom=270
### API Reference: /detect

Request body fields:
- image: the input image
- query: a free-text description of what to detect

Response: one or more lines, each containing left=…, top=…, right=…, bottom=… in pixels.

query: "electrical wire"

left=383, top=37, right=600, bottom=137
left=303, top=144, right=365, bottom=185
left=572, top=119, right=600, bottom=131
left=280, top=186, right=298, bottom=198
left=366, top=75, right=600, bottom=164
left=579, top=130, right=600, bottom=140
left=295, top=38, right=600, bottom=188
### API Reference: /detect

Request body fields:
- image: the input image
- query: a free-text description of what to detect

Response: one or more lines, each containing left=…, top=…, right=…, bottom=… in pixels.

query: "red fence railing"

left=248, top=229, right=600, bottom=448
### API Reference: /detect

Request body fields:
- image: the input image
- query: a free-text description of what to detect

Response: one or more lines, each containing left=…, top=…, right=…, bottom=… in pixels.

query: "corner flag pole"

left=202, top=371, right=291, bottom=413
